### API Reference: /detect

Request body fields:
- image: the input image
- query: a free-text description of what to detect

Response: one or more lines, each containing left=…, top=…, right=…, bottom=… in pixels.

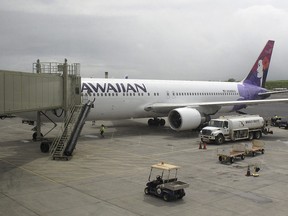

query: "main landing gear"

left=148, top=118, right=165, bottom=127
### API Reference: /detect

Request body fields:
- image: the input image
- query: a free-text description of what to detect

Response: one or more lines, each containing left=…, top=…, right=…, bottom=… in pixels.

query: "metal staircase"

left=49, top=103, right=83, bottom=160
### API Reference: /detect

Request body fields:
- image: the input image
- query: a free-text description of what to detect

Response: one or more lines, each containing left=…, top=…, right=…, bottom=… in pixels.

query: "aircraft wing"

left=258, top=90, right=288, bottom=97
left=144, top=98, right=288, bottom=113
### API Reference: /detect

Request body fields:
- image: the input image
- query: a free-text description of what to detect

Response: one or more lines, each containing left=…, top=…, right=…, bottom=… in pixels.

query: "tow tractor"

left=144, top=162, right=189, bottom=201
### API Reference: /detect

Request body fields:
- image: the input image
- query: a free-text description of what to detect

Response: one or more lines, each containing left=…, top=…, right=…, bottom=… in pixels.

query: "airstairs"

left=49, top=103, right=82, bottom=160
left=49, top=100, right=93, bottom=160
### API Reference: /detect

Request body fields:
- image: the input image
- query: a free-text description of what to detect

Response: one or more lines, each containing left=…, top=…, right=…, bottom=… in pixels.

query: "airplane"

left=21, top=40, right=288, bottom=133
left=80, top=40, right=288, bottom=131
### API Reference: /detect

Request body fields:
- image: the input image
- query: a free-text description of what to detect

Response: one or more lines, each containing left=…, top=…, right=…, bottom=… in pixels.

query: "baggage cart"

left=217, top=144, right=246, bottom=164
left=244, top=140, right=265, bottom=156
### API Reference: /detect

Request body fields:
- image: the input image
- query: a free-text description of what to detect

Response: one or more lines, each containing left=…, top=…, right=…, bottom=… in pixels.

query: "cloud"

left=0, top=1, right=288, bottom=81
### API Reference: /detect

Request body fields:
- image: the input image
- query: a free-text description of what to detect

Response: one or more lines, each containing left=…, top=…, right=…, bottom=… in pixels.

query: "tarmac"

left=1, top=102, right=288, bottom=216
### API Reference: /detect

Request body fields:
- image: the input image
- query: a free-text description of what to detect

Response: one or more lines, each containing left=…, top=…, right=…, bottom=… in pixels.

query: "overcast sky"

left=1, top=0, right=288, bottom=81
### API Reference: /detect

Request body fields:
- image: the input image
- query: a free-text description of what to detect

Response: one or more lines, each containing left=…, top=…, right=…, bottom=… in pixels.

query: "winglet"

left=242, top=40, right=274, bottom=88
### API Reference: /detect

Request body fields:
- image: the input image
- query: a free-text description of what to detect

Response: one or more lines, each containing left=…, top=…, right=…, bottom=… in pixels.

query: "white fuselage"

left=82, top=78, right=241, bottom=121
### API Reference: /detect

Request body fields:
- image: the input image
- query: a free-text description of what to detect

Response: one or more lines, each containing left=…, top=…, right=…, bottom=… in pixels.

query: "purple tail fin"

left=242, top=40, right=274, bottom=88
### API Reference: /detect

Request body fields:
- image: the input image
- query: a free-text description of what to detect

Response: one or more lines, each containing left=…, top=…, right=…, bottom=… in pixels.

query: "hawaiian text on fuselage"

left=82, top=82, right=147, bottom=93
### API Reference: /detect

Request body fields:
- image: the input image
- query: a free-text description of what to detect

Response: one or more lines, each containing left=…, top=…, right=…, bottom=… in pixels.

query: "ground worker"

left=100, top=124, right=105, bottom=137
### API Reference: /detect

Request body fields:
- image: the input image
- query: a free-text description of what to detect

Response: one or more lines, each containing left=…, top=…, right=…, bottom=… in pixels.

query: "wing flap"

left=145, top=98, right=288, bottom=114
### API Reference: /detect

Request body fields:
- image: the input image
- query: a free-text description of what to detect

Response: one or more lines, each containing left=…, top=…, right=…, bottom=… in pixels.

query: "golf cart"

left=144, top=162, right=189, bottom=201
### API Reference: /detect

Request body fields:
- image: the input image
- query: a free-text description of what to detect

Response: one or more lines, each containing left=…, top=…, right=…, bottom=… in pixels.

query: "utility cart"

left=144, top=162, right=189, bottom=201
left=217, top=144, right=246, bottom=164
left=244, top=140, right=265, bottom=156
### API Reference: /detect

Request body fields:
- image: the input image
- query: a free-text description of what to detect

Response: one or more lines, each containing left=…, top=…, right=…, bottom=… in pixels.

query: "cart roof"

left=151, top=162, right=180, bottom=170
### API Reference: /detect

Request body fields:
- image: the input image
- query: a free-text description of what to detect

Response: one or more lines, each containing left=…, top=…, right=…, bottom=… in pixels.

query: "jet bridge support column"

left=63, top=59, right=69, bottom=139
left=34, top=111, right=42, bottom=140
left=34, top=60, right=43, bottom=140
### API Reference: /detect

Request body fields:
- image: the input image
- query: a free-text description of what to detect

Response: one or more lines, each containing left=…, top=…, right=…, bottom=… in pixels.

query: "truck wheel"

left=144, top=187, right=150, bottom=195
left=215, top=134, right=224, bottom=144
left=254, top=131, right=262, bottom=139
left=248, top=132, right=254, bottom=140
left=163, top=193, right=170, bottom=201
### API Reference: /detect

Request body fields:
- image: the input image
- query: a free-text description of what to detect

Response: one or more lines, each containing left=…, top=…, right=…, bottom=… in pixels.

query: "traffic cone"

left=246, top=166, right=251, bottom=176
left=199, top=142, right=202, bottom=149
left=203, top=142, right=207, bottom=150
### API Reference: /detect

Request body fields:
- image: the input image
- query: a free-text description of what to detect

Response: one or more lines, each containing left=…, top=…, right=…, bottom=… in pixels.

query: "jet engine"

left=168, top=107, right=209, bottom=131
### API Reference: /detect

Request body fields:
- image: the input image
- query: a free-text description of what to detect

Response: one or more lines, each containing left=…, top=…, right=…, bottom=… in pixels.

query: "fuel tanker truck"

left=199, top=115, right=272, bottom=144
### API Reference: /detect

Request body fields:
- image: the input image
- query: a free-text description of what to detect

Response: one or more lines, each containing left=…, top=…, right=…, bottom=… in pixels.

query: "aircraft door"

left=82, top=93, right=89, bottom=104
left=82, top=89, right=92, bottom=104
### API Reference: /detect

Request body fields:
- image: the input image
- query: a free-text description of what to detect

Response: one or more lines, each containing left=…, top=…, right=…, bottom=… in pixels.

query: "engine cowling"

left=168, top=107, right=207, bottom=131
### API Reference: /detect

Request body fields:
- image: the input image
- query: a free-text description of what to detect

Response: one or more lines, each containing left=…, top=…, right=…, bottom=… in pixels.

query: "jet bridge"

left=0, top=59, right=81, bottom=115
left=0, top=59, right=89, bottom=160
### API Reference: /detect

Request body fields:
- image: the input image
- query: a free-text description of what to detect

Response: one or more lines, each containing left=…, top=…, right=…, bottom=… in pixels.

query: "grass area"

left=265, top=80, right=288, bottom=90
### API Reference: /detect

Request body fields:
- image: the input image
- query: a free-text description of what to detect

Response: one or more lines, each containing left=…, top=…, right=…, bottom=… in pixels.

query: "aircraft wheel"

left=33, top=132, right=43, bottom=140
left=230, top=157, right=234, bottom=164
left=148, top=119, right=153, bottom=126
left=148, top=119, right=159, bottom=126
left=159, top=119, right=165, bottom=126
left=40, top=141, right=50, bottom=153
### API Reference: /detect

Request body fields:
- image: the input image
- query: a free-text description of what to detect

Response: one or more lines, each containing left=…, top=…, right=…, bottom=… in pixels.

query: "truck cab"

left=200, top=119, right=230, bottom=144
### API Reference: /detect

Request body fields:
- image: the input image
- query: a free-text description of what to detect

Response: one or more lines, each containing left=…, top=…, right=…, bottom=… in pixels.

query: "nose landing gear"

left=148, top=118, right=165, bottom=127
